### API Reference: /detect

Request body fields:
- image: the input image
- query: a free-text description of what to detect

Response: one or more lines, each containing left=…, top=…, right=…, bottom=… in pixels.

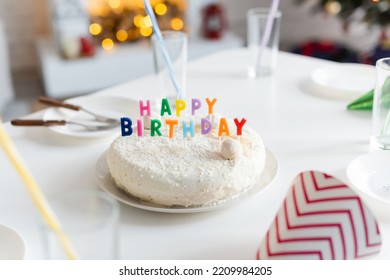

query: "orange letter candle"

left=218, top=118, right=230, bottom=137
left=205, top=98, right=217, bottom=115
left=165, top=119, right=179, bottom=138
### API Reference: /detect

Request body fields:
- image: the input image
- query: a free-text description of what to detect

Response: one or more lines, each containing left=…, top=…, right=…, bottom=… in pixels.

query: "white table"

left=1, top=48, right=389, bottom=260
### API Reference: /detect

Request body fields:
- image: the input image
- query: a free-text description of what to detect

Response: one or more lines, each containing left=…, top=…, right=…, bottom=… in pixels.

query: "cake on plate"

left=107, top=117, right=266, bottom=207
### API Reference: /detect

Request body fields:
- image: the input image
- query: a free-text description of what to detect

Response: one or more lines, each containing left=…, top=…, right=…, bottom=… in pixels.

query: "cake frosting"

left=107, top=118, right=266, bottom=207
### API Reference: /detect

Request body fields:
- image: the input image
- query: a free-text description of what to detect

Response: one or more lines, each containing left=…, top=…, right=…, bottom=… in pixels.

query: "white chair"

left=0, top=18, right=14, bottom=118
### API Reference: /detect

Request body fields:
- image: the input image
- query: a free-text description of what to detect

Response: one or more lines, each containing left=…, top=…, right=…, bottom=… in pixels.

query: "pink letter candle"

left=137, top=119, right=143, bottom=137
left=139, top=100, right=151, bottom=117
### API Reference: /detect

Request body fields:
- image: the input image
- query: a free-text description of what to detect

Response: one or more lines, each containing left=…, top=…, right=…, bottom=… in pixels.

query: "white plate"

left=311, top=63, right=375, bottom=100
left=0, top=224, right=25, bottom=260
left=347, top=151, right=390, bottom=221
left=43, top=95, right=139, bottom=139
left=95, top=148, right=278, bottom=213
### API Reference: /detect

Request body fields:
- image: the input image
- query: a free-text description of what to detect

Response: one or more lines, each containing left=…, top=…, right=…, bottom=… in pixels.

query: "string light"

left=155, top=3, right=168, bottom=15
left=325, top=1, right=341, bottom=15
left=108, top=0, right=121, bottom=9
left=102, top=38, right=114, bottom=51
left=140, top=27, right=153, bottom=37
left=88, top=0, right=186, bottom=43
left=89, top=23, right=102, bottom=35
left=116, top=29, right=128, bottom=41
left=171, top=17, right=184, bottom=30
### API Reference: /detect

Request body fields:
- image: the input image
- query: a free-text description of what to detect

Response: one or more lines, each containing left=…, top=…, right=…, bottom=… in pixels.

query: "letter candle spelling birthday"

left=143, top=0, right=182, bottom=99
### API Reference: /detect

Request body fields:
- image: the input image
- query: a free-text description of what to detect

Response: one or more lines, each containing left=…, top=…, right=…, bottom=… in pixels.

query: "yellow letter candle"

left=175, top=99, right=186, bottom=117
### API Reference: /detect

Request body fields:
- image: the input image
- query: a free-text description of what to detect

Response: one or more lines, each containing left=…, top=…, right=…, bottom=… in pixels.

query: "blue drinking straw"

left=143, top=0, right=182, bottom=99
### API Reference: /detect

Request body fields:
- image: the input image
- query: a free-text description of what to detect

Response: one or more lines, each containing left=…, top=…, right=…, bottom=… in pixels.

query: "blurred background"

left=0, top=0, right=389, bottom=120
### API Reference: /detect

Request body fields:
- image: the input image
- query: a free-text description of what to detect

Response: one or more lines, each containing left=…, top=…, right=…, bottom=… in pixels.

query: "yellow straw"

left=0, top=120, right=77, bottom=259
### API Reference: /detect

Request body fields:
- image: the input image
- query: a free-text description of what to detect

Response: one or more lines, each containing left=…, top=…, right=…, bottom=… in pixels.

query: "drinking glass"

left=151, top=31, right=188, bottom=101
left=371, top=58, right=390, bottom=150
left=40, top=190, right=120, bottom=259
left=247, top=8, right=282, bottom=77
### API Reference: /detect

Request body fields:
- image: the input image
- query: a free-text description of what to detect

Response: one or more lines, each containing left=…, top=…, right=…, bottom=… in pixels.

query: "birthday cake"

left=106, top=98, right=266, bottom=207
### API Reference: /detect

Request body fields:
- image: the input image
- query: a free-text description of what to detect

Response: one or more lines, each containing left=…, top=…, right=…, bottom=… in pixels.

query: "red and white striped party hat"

left=257, top=171, right=382, bottom=260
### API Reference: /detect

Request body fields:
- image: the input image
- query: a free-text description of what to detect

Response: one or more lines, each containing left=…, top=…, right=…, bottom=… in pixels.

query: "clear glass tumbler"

left=151, top=31, right=188, bottom=101
left=40, top=190, right=120, bottom=259
left=371, top=58, right=390, bottom=150
left=247, top=8, right=281, bottom=77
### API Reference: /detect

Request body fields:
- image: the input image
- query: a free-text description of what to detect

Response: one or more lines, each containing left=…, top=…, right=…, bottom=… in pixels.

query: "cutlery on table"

left=11, top=119, right=118, bottom=131
left=38, top=96, right=120, bottom=125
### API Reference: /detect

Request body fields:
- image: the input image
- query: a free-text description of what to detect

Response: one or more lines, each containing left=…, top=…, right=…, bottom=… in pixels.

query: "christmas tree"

left=296, top=0, right=390, bottom=27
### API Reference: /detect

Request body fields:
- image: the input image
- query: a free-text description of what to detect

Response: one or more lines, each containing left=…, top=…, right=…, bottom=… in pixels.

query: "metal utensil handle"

left=11, top=119, right=66, bottom=126
left=38, top=96, right=81, bottom=111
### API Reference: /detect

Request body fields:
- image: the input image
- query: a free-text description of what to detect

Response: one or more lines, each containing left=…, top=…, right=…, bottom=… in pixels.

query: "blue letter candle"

left=121, top=117, right=133, bottom=136
left=182, top=120, right=195, bottom=138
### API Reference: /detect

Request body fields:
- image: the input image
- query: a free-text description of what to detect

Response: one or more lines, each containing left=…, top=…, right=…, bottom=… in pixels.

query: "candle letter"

left=160, top=98, right=172, bottom=116
left=182, top=120, right=195, bottom=138
left=176, top=99, right=186, bottom=117
left=191, top=98, right=202, bottom=115
left=201, top=118, right=212, bottom=135
left=205, top=98, right=217, bottom=115
left=150, top=119, right=162, bottom=136
left=234, top=118, right=247, bottom=136
left=165, top=119, right=179, bottom=138
left=137, top=119, right=143, bottom=137
left=139, top=100, right=151, bottom=117
left=218, top=118, right=230, bottom=137
left=121, top=117, right=133, bottom=137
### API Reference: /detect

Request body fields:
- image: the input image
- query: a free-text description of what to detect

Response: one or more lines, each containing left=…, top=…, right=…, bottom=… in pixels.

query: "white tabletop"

left=1, top=48, right=389, bottom=260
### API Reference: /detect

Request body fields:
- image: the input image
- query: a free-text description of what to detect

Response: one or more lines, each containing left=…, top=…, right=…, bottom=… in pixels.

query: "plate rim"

left=311, top=63, right=375, bottom=97
left=95, top=148, right=278, bottom=213
left=346, top=151, right=390, bottom=205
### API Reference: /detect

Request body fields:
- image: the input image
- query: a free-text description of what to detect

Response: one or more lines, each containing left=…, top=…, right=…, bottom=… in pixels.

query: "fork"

left=11, top=119, right=118, bottom=131
left=38, top=96, right=120, bottom=125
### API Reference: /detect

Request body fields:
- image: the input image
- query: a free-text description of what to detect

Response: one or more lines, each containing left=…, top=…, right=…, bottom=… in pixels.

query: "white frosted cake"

left=107, top=119, right=266, bottom=207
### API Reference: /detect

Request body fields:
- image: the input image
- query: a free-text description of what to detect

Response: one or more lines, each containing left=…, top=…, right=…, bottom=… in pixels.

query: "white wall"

left=0, top=0, right=50, bottom=70
left=0, top=0, right=382, bottom=71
